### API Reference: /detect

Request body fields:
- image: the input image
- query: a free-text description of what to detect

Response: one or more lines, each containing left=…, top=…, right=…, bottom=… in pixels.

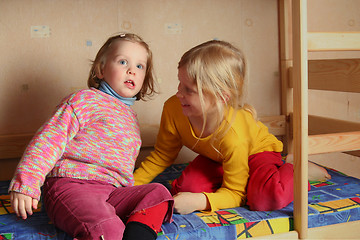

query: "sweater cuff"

left=8, top=176, right=42, bottom=201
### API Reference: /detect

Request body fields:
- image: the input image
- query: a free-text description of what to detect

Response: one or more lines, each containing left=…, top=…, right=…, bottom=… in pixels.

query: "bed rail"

left=288, top=58, right=360, bottom=93
left=307, top=32, right=360, bottom=51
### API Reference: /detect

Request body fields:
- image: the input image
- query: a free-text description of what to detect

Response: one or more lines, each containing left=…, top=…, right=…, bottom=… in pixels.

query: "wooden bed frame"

left=1, top=0, right=360, bottom=239
left=277, top=0, right=360, bottom=239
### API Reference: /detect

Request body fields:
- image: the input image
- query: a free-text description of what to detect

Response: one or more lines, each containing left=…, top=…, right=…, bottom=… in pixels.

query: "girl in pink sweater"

left=9, top=33, right=173, bottom=240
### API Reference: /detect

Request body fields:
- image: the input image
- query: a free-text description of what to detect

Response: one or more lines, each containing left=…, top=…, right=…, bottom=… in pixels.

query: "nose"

left=176, top=84, right=183, bottom=98
left=127, top=66, right=136, bottom=76
left=176, top=91, right=183, bottom=98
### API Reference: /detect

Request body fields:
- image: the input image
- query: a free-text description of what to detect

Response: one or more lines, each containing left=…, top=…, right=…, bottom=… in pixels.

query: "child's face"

left=176, top=67, right=215, bottom=119
left=99, top=40, right=147, bottom=98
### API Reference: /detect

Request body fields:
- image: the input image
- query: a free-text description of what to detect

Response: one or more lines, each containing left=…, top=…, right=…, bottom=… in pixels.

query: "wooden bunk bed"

left=278, top=0, right=360, bottom=239
left=1, top=1, right=360, bottom=239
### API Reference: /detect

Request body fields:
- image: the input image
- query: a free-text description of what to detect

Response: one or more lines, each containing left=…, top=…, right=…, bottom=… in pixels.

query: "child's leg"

left=246, top=151, right=294, bottom=211
left=107, top=183, right=173, bottom=239
left=171, top=155, right=223, bottom=195
left=123, top=201, right=169, bottom=240
left=43, top=177, right=124, bottom=240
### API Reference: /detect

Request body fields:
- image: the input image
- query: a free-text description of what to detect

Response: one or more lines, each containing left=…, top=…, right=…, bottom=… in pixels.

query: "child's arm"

left=134, top=101, right=183, bottom=185
left=10, top=191, right=38, bottom=220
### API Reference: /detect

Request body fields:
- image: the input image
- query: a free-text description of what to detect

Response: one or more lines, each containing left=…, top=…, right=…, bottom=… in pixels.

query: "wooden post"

left=278, top=0, right=294, bottom=154
left=292, top=0, right=308, bottom=239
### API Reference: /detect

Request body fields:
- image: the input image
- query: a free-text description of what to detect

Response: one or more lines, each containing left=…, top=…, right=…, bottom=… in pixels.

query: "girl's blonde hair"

left=88, top=33, right=157, bottom=100
left=178, top=40, right=257, bottom=141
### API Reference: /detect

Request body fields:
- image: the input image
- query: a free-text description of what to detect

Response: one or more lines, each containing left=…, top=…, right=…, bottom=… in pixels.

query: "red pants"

left=171, top=152, right=296, bottom=211
left=43, top=177, right=173, bottom=240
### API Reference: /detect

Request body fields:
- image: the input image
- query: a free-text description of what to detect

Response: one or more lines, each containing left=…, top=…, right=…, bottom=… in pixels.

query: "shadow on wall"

left=2, top=59, right=66, bottom=136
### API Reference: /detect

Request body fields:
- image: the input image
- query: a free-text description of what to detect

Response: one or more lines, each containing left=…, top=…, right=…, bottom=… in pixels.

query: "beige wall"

left=0, top=0, right=119, bottom=134
left=0, top=0, right=280, bottom=137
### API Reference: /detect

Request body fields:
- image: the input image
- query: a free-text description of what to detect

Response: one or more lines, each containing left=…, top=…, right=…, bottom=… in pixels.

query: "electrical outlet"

left=165, top=23, right=182, bottom=34
left=31, top=25, right=51, bottom=38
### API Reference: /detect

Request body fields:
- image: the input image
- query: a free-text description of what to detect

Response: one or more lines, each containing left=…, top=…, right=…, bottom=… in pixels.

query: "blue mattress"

left=1, top=164, right=359, bottom=240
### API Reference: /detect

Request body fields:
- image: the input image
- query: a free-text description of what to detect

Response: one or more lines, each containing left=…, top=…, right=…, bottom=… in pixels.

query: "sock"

left=122, top=222, right=157, bottom=240
left=127, top=201, right=168, bottom=233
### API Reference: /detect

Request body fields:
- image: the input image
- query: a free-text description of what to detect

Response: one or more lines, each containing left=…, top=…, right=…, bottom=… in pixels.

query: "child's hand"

left=173, top=192, right=208, bottom=215
left=10, top=191, right=38, bottom=220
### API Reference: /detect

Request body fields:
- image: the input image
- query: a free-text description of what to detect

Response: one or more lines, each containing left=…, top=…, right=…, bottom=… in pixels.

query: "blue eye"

left=137, top=64, right=144, bottom=69
left=119, top=60, right=127, bottom=65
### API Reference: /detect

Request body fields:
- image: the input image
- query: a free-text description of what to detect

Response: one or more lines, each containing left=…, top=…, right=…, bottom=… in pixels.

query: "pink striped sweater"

left=9, top=88, right=141, bottom=200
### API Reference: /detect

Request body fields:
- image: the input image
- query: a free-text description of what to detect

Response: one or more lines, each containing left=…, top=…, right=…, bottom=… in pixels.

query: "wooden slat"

left=278, top=0, right=293, bottom=61
left=292, top=0, right=308, bottom=238
left=309, top=131, right=360, bottom=155
left=308, top=220, right=360, bottom=239
left=308, top=115, right=360, bottom=135
left=308, top=115, right=360, bottom=155
left=259, top=115, right=286, bottom=136
left=344, top=150, right=360, bottom=157
left=0, top=133, right=33, bottom=159
left=308, top=32, right=360, bottom=51
left=308, top=59, right=360, bottom=92
left=252, top=230, right=298, bottom=239
left=288, top=58, right=360, bottom=93
left=0, top=158, right=19, bottom=181
left=278, top=0, right=294, bottom=154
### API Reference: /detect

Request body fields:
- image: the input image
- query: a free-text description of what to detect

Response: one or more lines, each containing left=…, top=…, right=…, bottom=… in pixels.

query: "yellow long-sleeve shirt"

left=134, top=95, right=283, bottom=211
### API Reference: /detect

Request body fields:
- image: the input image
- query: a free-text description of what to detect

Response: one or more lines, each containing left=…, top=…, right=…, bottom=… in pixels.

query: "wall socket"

left=165, top=23, right=182, bottom=34
left=31, top=25, right=51, bottom=38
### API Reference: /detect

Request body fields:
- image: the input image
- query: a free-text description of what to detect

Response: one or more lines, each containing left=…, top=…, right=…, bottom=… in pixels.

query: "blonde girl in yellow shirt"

left=134, top=40, right=330, bottom=214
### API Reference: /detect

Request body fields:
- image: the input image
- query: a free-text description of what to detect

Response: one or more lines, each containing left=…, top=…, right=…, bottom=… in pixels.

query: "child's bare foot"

left=285, top=154, right=294, bottom=164
left=308, top=161, right=331, bottom=181
left=285, top=154, right=331, bottom=181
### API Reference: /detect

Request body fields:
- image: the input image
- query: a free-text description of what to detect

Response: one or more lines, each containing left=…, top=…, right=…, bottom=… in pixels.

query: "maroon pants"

left=43, top=177, right=173, bottom=240
left=171, top=152, right=295, bottom=211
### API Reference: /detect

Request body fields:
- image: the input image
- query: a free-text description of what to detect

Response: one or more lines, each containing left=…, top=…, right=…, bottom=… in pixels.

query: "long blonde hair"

left=88, top=33, right=157, bottom=100
left=178, top=40, right=256, bottom=143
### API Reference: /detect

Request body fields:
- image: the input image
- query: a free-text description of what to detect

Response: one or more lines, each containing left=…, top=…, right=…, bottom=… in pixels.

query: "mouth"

left=125, top=80, right=135, bottom=89
left=181, top=103, right=190, bottom=108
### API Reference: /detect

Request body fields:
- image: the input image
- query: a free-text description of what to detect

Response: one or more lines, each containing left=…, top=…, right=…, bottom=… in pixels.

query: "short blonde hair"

left=178, top=40, right=256, bottom=140
left=88, top=33, right=157, bottom=100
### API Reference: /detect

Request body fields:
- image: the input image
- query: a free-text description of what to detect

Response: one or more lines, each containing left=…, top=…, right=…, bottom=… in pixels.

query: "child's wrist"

left=195, top=193, right=210, bottom=211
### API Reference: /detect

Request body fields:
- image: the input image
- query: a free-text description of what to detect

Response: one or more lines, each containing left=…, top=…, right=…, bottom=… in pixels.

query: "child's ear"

left=95, top=66, right=104, bottom=79
left=221, top=92, right=230, bottom=103
left=96, top=71, right=104, bottom=79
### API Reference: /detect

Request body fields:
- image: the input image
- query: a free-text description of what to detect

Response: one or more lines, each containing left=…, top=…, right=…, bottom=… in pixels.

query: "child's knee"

left=83, top=217, right=125, bottom=240
left=170, top=155, right=223, bottom=194
left=247, top=164, right=294, bottom=211
left=147, top=183, right=173, bottom=197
